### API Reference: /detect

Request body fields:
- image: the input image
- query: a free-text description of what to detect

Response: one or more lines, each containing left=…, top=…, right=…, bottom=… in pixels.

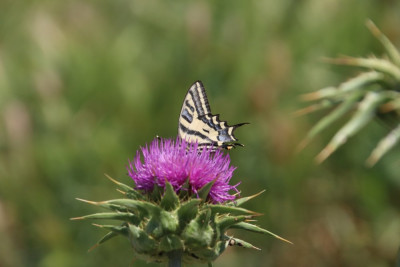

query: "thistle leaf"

left=181, top=209, right=214, bottom=248
left=335, top=71, right=384, bottom=97
left=159, top=210, right=178, bottom=233
left=325, top=57, right=400, bottom=80
left=92, top=223, right=129, bottom=237
left=294, top=99, right=337, bottom=116
left=228, top=237, right=260, bottom=250
left=217, top=215, right=251, bottom=232
left=195, top=209, right=212, bottom=230
left=75, top=198, right=130, bottom=213
left=182, top=220, right=214, bottom=248
left=197, top=180, right=216, bottom=202
left=160, top=182, right=179, bottom=211
left=105, top=199, right=160, bottom=215
left=316, top=91, right=388, bottom=163
left=380, top=97, right=400, bottom=113
left=128, top=224, right=158, bottom=253
left=366, top=19, right=400, bottom=67
left=177, top=199, right=201, bottom=228
left=366, top=123, right=400, bottom=166
left=298, top=90, right=364, bottom=151
left=189, top=241, right=228, bottom=262
left=230, top=222, right=293, bottom=244
left=301, top=72, right=384, bottom=102
left=300, top=86, right=337, bottom=101
left=300, top=22, right=400, bottom=166
left=206, top=204, right=260, bottom=216
left=226, top=190, right=265, bottom=207
left=105, top=174, right=145, bottom=200
left=150, top=184, right=163, bottom=202
left=159, top=235, right=184, bottom=252
left=71, top=212, right=140, bottom=225
left=89, top=231, right=119, bottom=251
left=178, top=178, right=190, bottom=199
left=145, top=210, right=178, bottom=239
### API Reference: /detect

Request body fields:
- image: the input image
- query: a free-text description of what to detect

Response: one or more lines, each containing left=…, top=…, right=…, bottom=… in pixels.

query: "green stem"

left=168, top=250, right=182, bottom=267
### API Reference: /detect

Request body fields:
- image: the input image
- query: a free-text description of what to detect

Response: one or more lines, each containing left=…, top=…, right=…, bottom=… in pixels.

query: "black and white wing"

left=178, top=81, right=247, bottom=150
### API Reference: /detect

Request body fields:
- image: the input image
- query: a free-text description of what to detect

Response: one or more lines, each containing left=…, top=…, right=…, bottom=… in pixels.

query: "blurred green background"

left=1, top=0, right=400, bottom=266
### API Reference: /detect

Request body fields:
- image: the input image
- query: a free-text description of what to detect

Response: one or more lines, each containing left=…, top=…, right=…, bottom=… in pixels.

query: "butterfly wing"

left=178, top=81, right=246, bottom=149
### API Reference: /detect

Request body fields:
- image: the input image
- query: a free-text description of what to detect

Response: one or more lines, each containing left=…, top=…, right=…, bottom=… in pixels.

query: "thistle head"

left=128, top=137, right=239, bottom=203
left=73, top=137, right=290, bottom=265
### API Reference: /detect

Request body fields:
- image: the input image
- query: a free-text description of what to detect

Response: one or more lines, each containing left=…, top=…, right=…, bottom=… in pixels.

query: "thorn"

left=315, top=144, right=334, bottom=164
left=299, top=92, right=321, bottom=101
left=365, top=19, right=380, bottom=37
left=293, top=106, right=317, bottom=116
left=233, top=191, right=241, bottom=197
left=269, top=232, right=294, bottom=245
left=251, top=190, right=266, bottom=198
left=92, top=223, right=103, bottom=228
left=277, top=236, right=294, bottom=245
left=88, top=243, right=99, bottom=252
left=75, top=198, right=99, bottom=205
left=116, top=189, right=126, bottom=195
left=296, top=138, right=309, bottom=154
left=380, top=102, right=397, bottom=113
left=104, top=173, right=119, bottom=184
left=321, top=56, right=358, bottom=65
left=365, top=156, right=377, bottom=168
left=70, top=216, right=83, bottom=220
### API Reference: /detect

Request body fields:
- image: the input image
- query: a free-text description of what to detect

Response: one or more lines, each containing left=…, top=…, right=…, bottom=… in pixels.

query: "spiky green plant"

left=72, top=138, right=291, bottom=266
left=297, top=20, right=400, bottom=166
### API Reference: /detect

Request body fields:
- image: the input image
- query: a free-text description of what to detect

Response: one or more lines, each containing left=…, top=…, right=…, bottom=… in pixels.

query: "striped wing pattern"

left=178, top=81, right=246, bottom=150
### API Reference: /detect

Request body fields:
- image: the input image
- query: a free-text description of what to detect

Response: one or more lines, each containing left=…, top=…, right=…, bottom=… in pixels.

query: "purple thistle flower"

left=127, top=137, right=239, bottom=203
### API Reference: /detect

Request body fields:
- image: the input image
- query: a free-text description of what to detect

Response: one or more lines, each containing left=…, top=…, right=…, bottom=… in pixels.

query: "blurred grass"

left=0, top=0, right=400, bottom=266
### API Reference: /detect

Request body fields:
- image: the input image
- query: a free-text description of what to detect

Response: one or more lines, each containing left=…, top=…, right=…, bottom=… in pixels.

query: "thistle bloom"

left=128, top=137, right=239, bottom=203
left=73, top=137, right=290, bottom=266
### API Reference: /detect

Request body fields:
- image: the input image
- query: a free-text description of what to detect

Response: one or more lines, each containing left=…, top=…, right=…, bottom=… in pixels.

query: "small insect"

left=228, top=238, right=243, bottom=247
left=178, top=81, right=247, bottom=151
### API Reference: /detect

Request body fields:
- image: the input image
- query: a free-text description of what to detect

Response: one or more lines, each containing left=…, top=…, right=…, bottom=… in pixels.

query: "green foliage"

left=74, top=179, right=288, bottom=265
left=299, top=21, right=400, bottom=166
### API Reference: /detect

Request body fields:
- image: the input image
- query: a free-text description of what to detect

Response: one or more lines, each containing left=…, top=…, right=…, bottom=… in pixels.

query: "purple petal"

left=127, top=137, right=239, bottom=203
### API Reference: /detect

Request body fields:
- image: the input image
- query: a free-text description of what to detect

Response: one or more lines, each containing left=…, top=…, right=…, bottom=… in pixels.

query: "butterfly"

left=178, top=81, right=247, bottom=151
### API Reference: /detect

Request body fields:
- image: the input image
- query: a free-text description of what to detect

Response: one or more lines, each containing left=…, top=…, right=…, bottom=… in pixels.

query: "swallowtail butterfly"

left=178, top=81, right=247, bottom=151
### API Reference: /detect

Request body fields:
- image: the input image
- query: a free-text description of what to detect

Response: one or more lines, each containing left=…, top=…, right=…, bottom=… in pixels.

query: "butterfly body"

left=178, top=81, right=247, bottom=150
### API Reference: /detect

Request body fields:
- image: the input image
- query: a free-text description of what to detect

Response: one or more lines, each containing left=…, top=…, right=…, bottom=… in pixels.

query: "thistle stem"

left=168, top=250, right=182, bottom=267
